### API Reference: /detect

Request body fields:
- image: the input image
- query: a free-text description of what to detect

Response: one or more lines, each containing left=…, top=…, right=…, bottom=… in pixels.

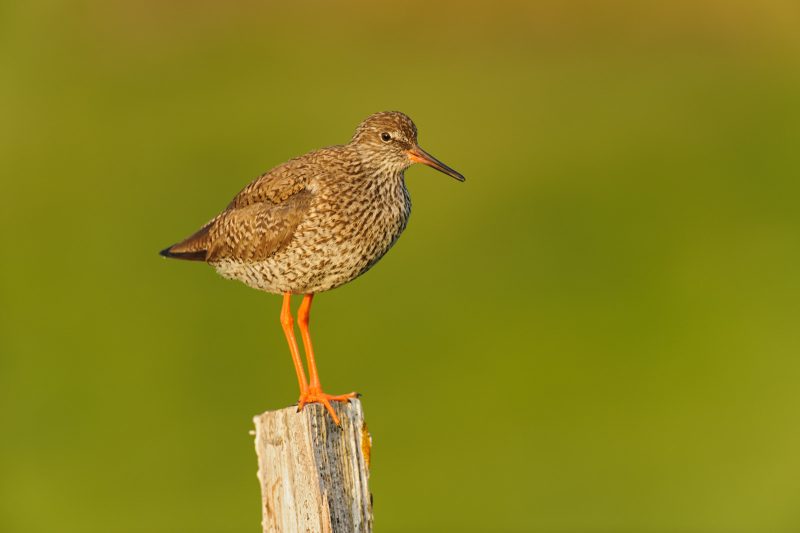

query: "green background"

left=2, top=1, right=800, bottom=531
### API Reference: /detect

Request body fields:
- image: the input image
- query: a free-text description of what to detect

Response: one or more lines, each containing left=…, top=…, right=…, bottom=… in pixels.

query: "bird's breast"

left=212, top=175, right=411, bottom=295
left=290, top=177, right=411, bottom=290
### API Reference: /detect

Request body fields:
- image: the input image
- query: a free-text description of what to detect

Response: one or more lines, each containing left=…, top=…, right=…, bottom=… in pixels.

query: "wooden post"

left=253, top=399, right=373, bottom=533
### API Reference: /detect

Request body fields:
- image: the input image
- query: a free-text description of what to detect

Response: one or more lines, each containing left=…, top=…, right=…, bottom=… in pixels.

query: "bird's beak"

left=407, top=146, right=465, bottom=182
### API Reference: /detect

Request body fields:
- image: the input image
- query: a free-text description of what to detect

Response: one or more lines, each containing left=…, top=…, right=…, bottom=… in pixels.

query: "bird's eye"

left=380, top=132, right=392, bottom=142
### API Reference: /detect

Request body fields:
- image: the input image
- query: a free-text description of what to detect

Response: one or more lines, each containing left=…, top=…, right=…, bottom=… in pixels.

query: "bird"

left=160, top=111, right=464, bottom=425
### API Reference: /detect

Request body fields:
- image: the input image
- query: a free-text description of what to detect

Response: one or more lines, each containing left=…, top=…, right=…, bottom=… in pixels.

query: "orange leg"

left=280, top=293, right=308, bottom=395
left=296, top=293, right=358, bottom=426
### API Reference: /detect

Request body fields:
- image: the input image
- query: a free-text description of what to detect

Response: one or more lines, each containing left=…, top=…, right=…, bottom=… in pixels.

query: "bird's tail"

left=159, top=245, right=207, bottom=261
left=159, top=224, right=211, bottom=261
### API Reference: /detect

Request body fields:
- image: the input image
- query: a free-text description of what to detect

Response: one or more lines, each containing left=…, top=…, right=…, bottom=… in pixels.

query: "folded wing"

left=161, top=160, right=314, bottom=262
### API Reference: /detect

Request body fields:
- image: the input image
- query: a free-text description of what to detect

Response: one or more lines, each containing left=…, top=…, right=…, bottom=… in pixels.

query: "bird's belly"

left=213, top=206, right=409, bottom=294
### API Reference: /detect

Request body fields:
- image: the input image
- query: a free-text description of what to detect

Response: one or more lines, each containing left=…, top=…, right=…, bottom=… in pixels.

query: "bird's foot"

left=297, top=388, right=360, bottom=426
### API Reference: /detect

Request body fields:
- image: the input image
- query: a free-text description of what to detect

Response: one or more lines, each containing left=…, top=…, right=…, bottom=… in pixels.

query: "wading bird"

left=161, top=112, right=464, bottom=424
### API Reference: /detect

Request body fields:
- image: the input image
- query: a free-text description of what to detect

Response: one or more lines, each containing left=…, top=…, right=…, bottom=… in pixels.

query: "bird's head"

left=351, top=111, right=465, bottom=182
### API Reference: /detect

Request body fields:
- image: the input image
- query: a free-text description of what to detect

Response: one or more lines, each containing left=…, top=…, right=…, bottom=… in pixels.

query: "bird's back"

left=161, top=144, right=411, bottom=294
left=161, top=146, right=343, bottom=262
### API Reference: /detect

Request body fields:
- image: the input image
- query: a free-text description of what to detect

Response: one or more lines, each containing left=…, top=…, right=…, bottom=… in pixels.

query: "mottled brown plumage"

left=161, top=111, right=463, bottom=294
left=160, top=111, right=464, bottom=424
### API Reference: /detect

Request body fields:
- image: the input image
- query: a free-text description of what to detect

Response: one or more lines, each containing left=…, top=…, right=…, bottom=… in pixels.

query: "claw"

left=297, top=389, right=359, bottom=426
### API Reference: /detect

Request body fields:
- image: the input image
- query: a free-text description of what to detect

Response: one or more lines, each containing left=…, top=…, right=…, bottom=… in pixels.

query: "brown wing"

left=161, top=157, right=317, bottom=262
left=206, top=190, right=311, bottom=262
left=226, top=157, right=320, bottom=209
left=162, top=190, right=311, bottom=262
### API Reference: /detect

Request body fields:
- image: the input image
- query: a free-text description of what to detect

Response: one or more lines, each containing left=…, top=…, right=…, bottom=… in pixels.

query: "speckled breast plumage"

left=160, top=111, right=460, bottom=297
left=212, top=166, right=411, bottom=294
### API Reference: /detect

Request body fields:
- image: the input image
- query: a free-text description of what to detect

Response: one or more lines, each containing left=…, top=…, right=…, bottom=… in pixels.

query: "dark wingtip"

left=159, top=245, right=207, bottom=261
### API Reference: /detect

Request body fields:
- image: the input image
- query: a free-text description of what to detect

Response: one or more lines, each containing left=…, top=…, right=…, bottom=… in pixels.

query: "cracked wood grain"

left=253, top=399, right=373, bottom=533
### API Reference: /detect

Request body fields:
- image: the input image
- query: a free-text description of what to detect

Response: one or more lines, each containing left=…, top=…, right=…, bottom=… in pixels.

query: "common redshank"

left=160, top=111, right=464, bottom=424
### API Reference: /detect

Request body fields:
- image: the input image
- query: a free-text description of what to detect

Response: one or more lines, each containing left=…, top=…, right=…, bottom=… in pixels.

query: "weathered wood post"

left=253, top=399, right=373, bottom=533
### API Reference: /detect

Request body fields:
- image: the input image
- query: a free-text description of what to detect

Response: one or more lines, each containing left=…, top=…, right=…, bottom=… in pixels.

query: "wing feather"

left=163, top=157, right=316, bottom=262
left=206, top=191, right=311, bottom=262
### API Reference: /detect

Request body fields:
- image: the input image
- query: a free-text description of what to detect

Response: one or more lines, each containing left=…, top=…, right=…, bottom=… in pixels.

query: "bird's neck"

left=348, top=144, right=408, bottom=181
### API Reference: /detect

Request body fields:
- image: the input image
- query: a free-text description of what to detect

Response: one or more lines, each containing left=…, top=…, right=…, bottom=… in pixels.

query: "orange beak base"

left=407, top=146, right=465, bottom=182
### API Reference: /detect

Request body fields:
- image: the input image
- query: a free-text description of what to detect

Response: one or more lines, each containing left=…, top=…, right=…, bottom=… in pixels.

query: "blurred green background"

left=2, top=0, right=800, bottom=531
